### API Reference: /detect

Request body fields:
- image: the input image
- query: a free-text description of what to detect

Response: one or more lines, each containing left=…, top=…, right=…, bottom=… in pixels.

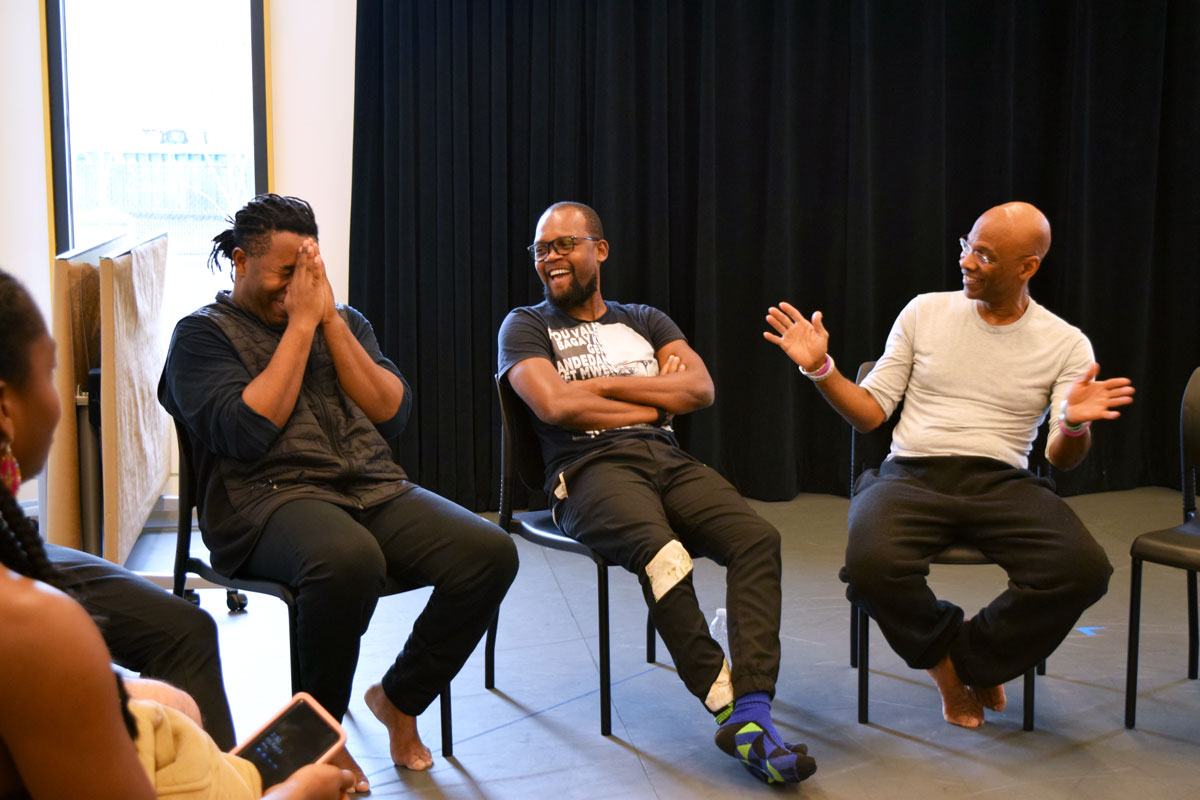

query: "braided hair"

left=0, top=269, right=63, bottom=587
left=208, top=193, right=320, bottom=278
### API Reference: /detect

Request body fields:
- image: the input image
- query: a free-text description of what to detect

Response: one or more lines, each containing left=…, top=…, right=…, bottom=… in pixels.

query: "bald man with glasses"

left=498, top=202, right=816, bottom=786
left=766, top=201, right=1135, bottom=728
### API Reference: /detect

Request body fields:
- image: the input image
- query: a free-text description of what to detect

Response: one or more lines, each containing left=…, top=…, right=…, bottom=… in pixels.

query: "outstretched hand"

left=1063, top=363, right=1135, bottom=425
left=763, top=302, right=829, bottom=372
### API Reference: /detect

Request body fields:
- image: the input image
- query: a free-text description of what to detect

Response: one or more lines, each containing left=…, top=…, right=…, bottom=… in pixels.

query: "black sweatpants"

left=844, top=456, right=1112, bottom=688
left=47, top=542, right=238, bottom=749
left=242, top=485, right=518, bottom=720
left=554, top=438, right=782, bottom=708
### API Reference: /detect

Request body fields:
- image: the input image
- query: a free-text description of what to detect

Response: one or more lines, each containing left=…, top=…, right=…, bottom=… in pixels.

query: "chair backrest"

left=495, top=375, right=549, bottom=528
left=849, top=359, right=1049, bottom=496
left=1180, top=366, right=1200, bottom=521
left=849, top=361, right=897, bottom=496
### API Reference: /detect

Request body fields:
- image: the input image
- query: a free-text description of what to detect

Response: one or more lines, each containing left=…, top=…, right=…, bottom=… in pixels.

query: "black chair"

left=1124, top=366, right=1200, bottom=729
left=487, top=375, right=657, bottom=736
left=171, top=421, right=454, bottom=756
left=847, top=360, right=1042, bottom=730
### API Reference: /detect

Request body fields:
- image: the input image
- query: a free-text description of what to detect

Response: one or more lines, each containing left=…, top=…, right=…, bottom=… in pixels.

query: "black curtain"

left=349, top=0, right=1200, bottom=511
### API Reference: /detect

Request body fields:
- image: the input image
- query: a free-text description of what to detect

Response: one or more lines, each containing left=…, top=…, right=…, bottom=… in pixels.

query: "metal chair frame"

left=486, top=375, right=656, bottom=736
left=1124, top=366, right=1200, bottom=729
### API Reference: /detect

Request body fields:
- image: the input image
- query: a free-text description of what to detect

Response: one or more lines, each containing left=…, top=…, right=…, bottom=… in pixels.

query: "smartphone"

left=231, top=692, right=346, bottom=788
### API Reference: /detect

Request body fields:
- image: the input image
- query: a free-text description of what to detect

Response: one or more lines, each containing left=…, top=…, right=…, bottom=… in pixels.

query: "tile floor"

left=131, top=487, right=1200, bottom=798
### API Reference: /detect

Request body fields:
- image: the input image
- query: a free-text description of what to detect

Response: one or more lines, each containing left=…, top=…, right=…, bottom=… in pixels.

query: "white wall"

left=269, top=0, right=358, bottom=301
left=1, top=2, right=54, bottom=505
left=0, top=2, right=53, bottom=321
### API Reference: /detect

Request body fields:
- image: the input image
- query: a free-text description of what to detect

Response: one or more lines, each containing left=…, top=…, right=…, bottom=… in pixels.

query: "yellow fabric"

left=128, top=699, right=262, bottom=799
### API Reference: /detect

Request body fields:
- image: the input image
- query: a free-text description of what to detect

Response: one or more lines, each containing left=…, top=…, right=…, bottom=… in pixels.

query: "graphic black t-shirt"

left=497, top=300, right=684, bottom=488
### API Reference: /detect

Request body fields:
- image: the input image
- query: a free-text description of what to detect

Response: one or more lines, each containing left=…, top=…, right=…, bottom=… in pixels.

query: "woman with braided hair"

left=0, top=269, right=354, bottom=798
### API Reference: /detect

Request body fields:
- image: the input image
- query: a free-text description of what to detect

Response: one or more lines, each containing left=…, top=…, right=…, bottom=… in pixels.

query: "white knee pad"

left=644, top=539, right=693, bottom=601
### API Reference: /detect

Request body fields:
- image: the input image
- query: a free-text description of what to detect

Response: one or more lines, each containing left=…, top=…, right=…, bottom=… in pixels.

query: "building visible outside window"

left=52, top=0, right=266, bottom=333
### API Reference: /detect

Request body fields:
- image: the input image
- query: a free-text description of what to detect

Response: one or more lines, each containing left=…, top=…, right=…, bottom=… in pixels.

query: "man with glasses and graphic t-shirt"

left=765, top=201, right=1135, bottom=729
left=497, top=201, right=815, bottom=786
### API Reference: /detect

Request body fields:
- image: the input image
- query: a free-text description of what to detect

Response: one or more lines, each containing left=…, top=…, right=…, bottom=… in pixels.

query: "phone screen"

left=237, top=698, right=341, bottom=787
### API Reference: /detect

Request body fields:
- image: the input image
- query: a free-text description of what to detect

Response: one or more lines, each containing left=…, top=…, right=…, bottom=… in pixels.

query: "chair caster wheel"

left=226, top=590, right=248, bottom=612
left=182, top=589, right=200, bottom=606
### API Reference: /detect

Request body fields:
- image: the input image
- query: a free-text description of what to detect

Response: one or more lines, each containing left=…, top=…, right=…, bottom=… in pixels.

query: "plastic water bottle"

left=709, top=607, right=730, bottom=662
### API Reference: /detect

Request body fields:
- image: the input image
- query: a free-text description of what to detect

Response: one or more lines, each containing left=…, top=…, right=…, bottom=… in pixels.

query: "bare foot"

left=927, top=653, right=984, bottom=728
left=365, top=683, right=434, bottom=770
left=970, top=683, right=1006, bottom=712
left=329, top=746, right=371, bottom=794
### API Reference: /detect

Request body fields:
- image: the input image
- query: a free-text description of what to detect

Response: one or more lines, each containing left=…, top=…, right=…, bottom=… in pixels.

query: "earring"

left=0, top=440, right=20, bottom=495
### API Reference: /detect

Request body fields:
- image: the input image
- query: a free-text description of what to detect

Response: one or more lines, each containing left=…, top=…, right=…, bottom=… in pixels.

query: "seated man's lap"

left=245, top=498, right=389, bottom=592
left=361, top=485, right=517, bottom=593
left=554, top=452, right=676, bottom=573
left=248, top=490, right=515, bottom=596
left=847, top=457, right=1109, bottom=589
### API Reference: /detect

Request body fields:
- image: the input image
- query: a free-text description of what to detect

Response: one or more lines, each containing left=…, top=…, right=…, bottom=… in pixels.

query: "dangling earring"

left=0, top=440, right=20, bottom=494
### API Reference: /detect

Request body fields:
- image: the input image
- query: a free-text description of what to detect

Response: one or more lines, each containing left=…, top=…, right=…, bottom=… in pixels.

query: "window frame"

left=43, top=0, right=271, bottom=254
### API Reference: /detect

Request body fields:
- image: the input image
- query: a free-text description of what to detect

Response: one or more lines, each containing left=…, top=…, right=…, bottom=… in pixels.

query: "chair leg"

left=286, top=600, right=302, bottom=696
left=440, top=685, right=453, bottom=757
left=1187, top=570, right=1198, bottom=680
left=857, top=605, right=870, bottom=724
left=850, top=604, right=859, bottom=668
left=1022, top=666, right=1035, bottom=731
left=646, top=611, right=656, bottom=663
left=1125, top=558, right=1143, bottom=729
left=597, top=564, right=612, bottom=736
left=1037, top=659, right=1046, bottom=676
left=484, top=609, right=498, bottom=690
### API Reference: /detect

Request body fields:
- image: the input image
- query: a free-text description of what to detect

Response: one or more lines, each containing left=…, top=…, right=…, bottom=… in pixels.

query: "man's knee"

left=306, top=534, right=387, bottom=595
left=842, top=531, right=900, bottom=598
left=1058, top=539, right=1112, bottom=607
left=737, top=518, right=781, bottom=557
left=169, top=597, right=221, bottom=653
left=477, top=530, right=520, bottom=589
left=643, top=539, right=694, bottom=603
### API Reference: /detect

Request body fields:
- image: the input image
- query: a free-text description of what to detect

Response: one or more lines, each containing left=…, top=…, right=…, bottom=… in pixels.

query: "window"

left=46, top=0, right=269, bottom=329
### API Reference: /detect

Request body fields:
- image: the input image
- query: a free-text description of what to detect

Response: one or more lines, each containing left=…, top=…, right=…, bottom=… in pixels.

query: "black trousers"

left=46, top=542, right=238, bottom=749
left=242, top=485, right=518, bottom=720
left=554, top=438, right=782, bottom=707
left=844, top=456, right=1112, bottom=688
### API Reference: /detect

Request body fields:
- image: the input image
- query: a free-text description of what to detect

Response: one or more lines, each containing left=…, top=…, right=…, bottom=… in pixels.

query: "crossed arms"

left=507, top=338, right=715, bottom=432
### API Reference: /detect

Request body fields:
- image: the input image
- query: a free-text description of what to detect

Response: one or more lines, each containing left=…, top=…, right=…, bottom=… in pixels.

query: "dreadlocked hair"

left=0, top=269, right=63, bottom=588
left=0, top=478, right=62, bottom=587
left=207, top=193, right=320, bottom=278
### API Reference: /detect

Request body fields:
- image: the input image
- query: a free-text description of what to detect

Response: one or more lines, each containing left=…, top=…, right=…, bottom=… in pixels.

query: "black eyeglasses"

left=527, top=235, right=600, bottom=262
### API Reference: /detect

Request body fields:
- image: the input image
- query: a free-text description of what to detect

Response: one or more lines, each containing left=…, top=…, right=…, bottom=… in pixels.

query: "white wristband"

left=799, top=353, right=835, bottom=382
